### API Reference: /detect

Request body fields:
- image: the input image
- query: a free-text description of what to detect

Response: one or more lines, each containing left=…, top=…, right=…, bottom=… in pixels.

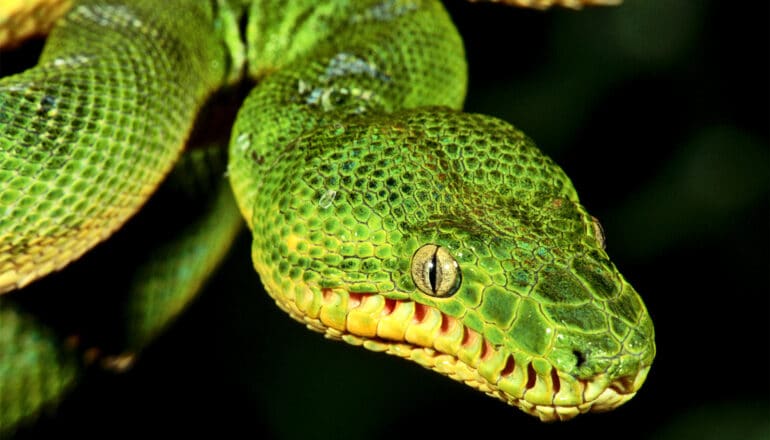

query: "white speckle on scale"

left=51, top=55, right=91, bottom=68
left=235, top=132, right=251, bottom=152
left=318, top=190, right=337, bottom=209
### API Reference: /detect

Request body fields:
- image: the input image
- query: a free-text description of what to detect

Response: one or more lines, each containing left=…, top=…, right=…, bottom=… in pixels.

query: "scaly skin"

left=0, top=0, right=228, bottom=293
left=0, top=0, right=655, bottom=431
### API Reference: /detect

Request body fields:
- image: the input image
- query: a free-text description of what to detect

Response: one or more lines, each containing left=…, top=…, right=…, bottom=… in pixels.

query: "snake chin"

left=272, top=288, right=650, bottom=421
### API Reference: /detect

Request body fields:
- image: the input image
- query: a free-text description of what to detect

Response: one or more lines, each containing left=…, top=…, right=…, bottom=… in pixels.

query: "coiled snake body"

left=0, top=0, right=654, bottom=431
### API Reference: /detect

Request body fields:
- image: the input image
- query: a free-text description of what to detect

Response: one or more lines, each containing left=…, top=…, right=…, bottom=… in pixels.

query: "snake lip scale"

left=274, top=287, right=650, bottom=422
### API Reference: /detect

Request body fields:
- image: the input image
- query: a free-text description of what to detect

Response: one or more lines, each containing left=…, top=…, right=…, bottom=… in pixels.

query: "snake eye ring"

left=411, top=244, right=461, bottom=297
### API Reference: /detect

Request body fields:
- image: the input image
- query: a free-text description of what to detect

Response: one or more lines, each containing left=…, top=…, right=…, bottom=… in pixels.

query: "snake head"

left=398, top=207, right=656, bottom=421
left=249, top=108, right=655, bottom=421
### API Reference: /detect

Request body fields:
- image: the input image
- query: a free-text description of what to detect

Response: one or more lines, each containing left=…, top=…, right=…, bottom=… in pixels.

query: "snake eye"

left=411, top=244, right=461, bottom=297
left=591, top=216, right=606, bottom=250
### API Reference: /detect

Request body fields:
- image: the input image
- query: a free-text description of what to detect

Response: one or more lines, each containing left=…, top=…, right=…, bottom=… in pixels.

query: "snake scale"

left=0, top=0, right=655, bottom=432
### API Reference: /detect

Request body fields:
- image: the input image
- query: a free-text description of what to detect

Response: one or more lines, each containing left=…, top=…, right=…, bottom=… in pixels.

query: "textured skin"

left=0, top=143, right=242, bottom=432
left=0, top=0, right=227, bottom=293
left=0, top=1, right=235, bottom=429
left=0, top=300, right=78, bottom=431
left=242, top=108, right=654, bottom=420
left=0, top=0, right=654, bottom=432
left=230, top=0, right=654, bottom=421
left=123, top=146, right=243, bottom=351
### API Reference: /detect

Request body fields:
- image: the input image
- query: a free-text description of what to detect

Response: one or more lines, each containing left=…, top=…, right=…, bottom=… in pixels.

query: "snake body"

left=0, top=0, right=655, bottom=431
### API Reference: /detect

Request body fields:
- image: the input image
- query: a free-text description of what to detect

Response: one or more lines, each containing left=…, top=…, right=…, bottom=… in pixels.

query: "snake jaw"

left=268, top=284, right=650, bottom=421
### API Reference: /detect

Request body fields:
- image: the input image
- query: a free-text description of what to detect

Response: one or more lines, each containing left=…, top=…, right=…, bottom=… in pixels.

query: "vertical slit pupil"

left=428, top=248, right=439, bottom=293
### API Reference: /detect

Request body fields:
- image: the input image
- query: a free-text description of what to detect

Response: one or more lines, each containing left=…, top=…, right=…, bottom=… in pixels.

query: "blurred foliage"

left=5, top=0, right=768, bottom=438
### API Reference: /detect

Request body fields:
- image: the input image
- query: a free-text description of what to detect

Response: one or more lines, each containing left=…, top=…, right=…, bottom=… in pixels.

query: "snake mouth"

left=273, top=288, right=651, bottom=421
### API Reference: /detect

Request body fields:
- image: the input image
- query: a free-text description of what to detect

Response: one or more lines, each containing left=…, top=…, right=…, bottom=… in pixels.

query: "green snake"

left=0, top=0, right=655, bottom=431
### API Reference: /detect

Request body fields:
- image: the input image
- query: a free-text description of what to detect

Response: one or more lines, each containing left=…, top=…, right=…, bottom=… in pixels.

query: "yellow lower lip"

left=265, top=284, right=649, bottom=421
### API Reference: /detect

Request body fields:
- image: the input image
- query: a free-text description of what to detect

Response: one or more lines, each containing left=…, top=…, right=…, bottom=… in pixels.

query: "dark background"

left=6, top=0, right=768, bottom=438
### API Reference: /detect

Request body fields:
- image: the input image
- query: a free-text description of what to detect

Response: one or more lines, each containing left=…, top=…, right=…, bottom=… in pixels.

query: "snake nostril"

left=573, top=349, right=586, bottom=368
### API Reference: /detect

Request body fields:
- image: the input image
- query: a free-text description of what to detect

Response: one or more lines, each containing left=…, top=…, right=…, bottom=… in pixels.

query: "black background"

left=4, top=0, right=768, bottom=439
